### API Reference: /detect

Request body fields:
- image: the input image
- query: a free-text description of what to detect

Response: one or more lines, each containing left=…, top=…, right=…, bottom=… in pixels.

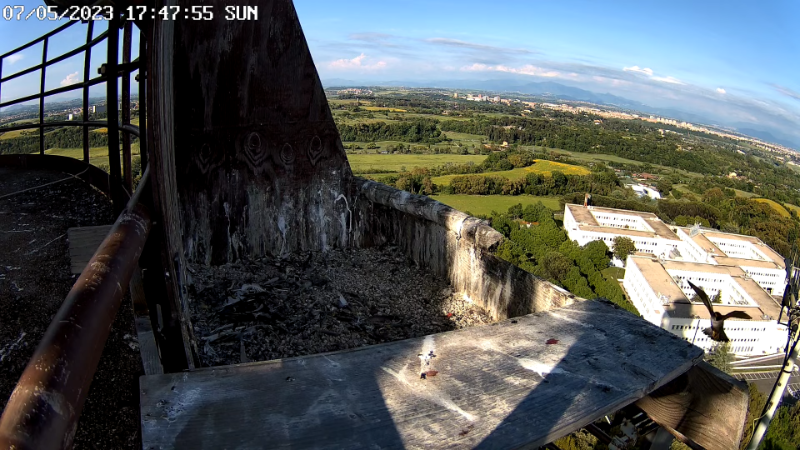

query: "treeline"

left=337, top=119, right=445, bottom=143
left=439, top=116, right=721, bottom=175
left=489, top=202, right=636, bottom=314
left=443, top=170, right=619, bottom=197
left=0, top=127, right=137, bottom=155
left=438, top=113, right=800, bottom=207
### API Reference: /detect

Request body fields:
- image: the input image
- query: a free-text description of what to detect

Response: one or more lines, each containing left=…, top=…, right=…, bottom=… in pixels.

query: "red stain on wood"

left=425, top=370, right=439, bottom=377
left=546, top=339, right=559, bottom=345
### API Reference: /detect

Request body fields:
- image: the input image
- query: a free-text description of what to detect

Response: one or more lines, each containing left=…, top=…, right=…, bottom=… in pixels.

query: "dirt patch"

left=189, top=247, right=494, bottom=367
left=0, top=167, right=141, bottom=449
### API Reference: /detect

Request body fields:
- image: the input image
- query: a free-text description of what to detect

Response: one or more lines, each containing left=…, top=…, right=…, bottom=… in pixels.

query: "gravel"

left=0, top=167, right=141, bottom=449
left=188, top=246, right=495, bottom=366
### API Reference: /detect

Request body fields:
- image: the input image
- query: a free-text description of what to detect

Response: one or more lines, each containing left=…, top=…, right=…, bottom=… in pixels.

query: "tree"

left=582, top=240, right=610, bottom=269
left=706, top=342, right=732, bottom=374
left=612, top=236, right=636, bottom=262
left=740, top=383, right=767, bottom=450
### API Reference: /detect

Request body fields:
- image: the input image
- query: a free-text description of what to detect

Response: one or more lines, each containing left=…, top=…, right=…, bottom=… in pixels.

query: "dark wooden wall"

left=171, top=0, right=353, bottom=265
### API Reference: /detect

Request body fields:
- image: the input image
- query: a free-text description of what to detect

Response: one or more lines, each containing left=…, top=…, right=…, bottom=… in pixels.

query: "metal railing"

left=0, top=14, right=154, bottom=450
left=0, top=16, right=144, bottom=198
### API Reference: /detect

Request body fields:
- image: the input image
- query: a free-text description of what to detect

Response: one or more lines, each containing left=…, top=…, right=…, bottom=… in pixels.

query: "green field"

left=429, top=194, right=561, bottom=216
left=431, top=159, right=590, bottom=185
left=602, top=267, right=626, bottom=281
left=348, top=153, right=485, bottom=174
left=45, top=143, right=140, bottom=168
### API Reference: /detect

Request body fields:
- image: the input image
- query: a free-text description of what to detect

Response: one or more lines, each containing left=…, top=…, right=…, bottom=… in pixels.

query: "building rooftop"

left=678, top=227, right=786, bottom=270
left=566, top=204, right=681, bottom=241
left=629, top=256, right=783, bottom=320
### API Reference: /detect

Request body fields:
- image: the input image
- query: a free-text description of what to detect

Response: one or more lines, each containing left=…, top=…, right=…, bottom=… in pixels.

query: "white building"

left=563, top=204, right=683, bottom=259
left=675, top=227, right=786, bottom=296
left=623, top=256, right=787, bottom=355
left=628, top=183, right=661, bottom=200
left=564, top=204, right=787, bottom=296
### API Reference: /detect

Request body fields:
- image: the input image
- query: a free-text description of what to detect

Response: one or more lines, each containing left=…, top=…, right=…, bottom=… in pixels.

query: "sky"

left=1, top=0, right=798, bottom=143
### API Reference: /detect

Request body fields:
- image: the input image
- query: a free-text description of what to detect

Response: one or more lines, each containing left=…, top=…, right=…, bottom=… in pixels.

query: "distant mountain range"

left=324, top=78, right=800, bottom=150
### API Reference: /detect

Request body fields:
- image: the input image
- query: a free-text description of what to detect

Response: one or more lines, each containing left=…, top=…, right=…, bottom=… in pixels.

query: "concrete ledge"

left=353, top=177, right=574, bottom=320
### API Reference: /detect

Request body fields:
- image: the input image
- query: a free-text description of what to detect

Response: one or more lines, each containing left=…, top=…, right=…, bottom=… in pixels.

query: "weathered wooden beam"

left=145, top=1, right=198, bottom=369
left=636, top=361, right=749, bottom=450
left=140, top=300, right=706, bottom=449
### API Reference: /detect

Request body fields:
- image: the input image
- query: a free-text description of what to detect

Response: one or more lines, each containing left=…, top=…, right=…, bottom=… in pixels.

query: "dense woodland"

left=486, top=202, right=636, bottom=314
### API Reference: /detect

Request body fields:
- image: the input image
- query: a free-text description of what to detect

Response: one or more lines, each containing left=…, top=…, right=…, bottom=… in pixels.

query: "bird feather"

left=687, top=280, right=715, bottom=317
left=720, top=310, right=752, bottom=320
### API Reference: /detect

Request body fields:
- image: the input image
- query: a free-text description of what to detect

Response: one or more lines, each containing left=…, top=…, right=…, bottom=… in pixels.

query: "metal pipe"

left=0, top=30, right=109, bottom=84
left=137, top=31, right=147, bottom=169
left=746, top=328, right=800, bottom=450
left=83, top=20, right=94, bottom=163
left=106, top=15, right=122, bottom=209
left=0, top=206, right=151, bottom=450
left=0, top=121, right=137, bottom=136
left=122, top=21, right=133, bottom=191
left=0, top=21, right=74, bottom=59
left=0, top=75, right=109, bottom=109
left=39, top=37, right=48, bottom=155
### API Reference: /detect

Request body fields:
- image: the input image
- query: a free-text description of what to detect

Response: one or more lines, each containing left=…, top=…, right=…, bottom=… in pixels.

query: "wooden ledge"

left=140, top=300, right=708, bottom=449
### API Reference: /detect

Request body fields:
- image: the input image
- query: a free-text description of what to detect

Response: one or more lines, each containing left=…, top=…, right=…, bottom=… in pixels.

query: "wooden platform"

left=140, top=300, right=706, bottom=449
left=67, top=225, right=113, bottom=274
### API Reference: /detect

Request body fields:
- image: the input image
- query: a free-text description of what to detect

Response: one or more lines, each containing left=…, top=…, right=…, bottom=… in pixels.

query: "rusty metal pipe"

left=0, top=192, right=151, bottom=450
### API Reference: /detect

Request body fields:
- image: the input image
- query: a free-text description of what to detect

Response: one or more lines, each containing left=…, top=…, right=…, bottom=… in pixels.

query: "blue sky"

left=0, top=4, right=138, bottom=106
left=2, top=0, right=798, bottom=142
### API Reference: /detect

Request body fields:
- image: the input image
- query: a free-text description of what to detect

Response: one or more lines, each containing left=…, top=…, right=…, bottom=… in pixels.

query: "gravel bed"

left=0, top=167, right=141, bottom=449
left=188, top=247, right=494, bottom=366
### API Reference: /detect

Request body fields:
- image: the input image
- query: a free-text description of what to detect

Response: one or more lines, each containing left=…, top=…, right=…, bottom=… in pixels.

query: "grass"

left=602, top=267, right=626, bottom=281
left=362, top=106, right=407, bottom=112
left=348, top=153, right=486, bottom=174
left=45, top=143, right=140, bottom=168
left=431, top=159, right=590, bottom=185
left=429, top=194, right=561, bottom=216
left=753, top=198, right=791, bottom=217
left=0, top=129, right=32, bottom=140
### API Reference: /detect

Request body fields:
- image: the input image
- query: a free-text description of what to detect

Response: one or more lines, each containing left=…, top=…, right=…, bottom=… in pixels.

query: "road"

left=734, top=368, right=800, bottom=398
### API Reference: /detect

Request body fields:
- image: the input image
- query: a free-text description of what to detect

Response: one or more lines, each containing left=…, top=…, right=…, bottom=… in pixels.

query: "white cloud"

left=60, top=72, right=80, bottom=87
left=650, top=75, right=684, bottom=85
left=328, top=53, right=387, bottom=71
left=622, top=65, right=684, bottom=85
left=6, top=53, right=24, bottom=65
left=623, top=65, right=654, bottom=76
left=462, top=63, right=562, bottom=78
left=716, top=88, right=726, bottom=94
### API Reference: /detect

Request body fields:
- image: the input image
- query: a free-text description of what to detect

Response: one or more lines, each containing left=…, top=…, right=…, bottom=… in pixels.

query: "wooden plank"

left=147, top=0, right=198, bottom=369
left=636, top=361, right=749, bottom=450
left=140, top=300, right=707, bottom=449
left=129, top=268, right=163, bottom=375
left=66, top=225, right=112, bottom=274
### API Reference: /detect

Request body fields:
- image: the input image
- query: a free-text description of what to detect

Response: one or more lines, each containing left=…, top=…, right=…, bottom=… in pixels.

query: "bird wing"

left=687, top=280, right=715, bottom=316
left=720, top=310, right=752, bottom=320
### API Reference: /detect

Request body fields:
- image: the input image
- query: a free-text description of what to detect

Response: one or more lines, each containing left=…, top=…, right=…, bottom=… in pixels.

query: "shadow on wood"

left=140, top=301, right=706, bottom=449
left=636, top=361, right=749, bottom=450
